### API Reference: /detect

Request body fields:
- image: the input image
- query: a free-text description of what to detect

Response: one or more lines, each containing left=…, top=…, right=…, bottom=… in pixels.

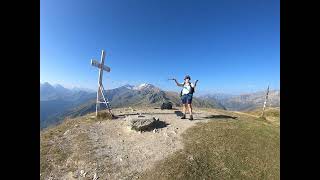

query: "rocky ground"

left=40, top=107, right=278, bottom=180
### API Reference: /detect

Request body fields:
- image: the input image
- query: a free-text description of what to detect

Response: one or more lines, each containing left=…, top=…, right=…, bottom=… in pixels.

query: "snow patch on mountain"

left=133, top=83, right=154, bottom=90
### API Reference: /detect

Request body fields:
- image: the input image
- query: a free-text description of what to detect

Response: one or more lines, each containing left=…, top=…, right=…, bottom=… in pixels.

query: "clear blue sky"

left=40, top=0, right=279, bottom=94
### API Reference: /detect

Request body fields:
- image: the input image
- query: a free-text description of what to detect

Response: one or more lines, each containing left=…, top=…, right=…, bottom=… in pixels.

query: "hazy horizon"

left=40, top=80, right=279, bottom=96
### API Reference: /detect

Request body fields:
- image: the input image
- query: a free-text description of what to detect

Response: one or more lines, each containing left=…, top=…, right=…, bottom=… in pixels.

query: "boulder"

left=129, top=115, right=159, bottom=131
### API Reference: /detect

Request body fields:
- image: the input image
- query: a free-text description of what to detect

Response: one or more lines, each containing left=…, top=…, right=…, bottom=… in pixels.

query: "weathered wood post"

left=261, top=85, right=270, bottom=118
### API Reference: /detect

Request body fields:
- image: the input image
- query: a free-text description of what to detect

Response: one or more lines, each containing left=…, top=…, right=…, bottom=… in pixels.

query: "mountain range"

left=40, top=83, right=280, bottom=129
left=40, top=82, right=225, bottom=129
left=199, top=90, right=280, bottom=111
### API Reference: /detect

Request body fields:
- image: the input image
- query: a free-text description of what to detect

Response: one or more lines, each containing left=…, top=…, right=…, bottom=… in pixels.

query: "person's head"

left=184, top=75, right=191, bottom=83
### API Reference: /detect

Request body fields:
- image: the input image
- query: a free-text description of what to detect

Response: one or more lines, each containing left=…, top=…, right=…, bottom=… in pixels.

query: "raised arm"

left=193, top=80, right=199, bottom=87
left=173, top=78, right=184, bottom=87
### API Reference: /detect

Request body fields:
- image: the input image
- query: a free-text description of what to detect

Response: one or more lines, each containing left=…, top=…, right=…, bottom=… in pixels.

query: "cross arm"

left=91, top=59, right=111, bottom=72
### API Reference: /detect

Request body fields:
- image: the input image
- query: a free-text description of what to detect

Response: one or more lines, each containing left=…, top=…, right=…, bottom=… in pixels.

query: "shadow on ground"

left=116, top=113, right=139, bottom=117
left=137, top=120, right=170, bottom=132
left=154, top=107, right=180, bottom=110
left=203, top=115, right=237, bottom=119
left=154, top=120, right=169, bottom=129
left=117, top=112, right=200, bottom=117
left=117, top=113, right=175, bottom=117
left=174, top=111, right=184, bottom=117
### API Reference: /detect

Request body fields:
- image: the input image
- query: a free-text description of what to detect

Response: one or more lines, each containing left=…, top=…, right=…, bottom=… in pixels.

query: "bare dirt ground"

left=41, top=107, right=242, bottom=180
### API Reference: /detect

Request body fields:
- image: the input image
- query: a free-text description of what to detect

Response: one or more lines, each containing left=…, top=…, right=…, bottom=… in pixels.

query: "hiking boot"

left=181, top=115, right=186, bottom=119
left=189, top=115, right=194, bottom=120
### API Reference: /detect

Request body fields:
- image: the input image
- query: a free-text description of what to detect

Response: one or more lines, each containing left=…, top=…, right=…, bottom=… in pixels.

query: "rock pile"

left=128, top=115, right=160, bottom=131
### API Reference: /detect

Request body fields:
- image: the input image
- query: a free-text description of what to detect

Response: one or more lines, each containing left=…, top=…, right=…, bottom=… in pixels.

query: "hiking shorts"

left=181, top=94, right=193, bottom=104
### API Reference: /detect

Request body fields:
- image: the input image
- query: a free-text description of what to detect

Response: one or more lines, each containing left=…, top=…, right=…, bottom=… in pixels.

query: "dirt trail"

left=42, top=107, right=238, bottom=180
left=85, top=108, right=226, bottom=179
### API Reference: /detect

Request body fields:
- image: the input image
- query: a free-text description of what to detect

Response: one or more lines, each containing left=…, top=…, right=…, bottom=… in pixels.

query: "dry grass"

left=140, top=115, right=280, bottom=180
left=40, top=122, right=73, bottom=179
left=97, top=111, right=113, bottom=120
left=41, top=108, right=280, bottom=180
left=40, top=115, right=95, bottom=179
left=246, top=107, right=280, bottom=126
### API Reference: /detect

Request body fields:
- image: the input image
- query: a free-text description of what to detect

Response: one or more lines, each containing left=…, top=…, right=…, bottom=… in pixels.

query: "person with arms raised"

left=171, top=75, right=198, bottom=120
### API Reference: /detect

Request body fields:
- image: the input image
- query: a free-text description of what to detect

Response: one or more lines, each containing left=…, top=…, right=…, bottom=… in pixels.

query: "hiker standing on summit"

left=172, top=75, right=198, bottom=120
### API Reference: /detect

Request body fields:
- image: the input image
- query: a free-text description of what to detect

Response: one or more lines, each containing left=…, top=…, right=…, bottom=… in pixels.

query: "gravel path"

left=42, top=107, right=233, bottom=180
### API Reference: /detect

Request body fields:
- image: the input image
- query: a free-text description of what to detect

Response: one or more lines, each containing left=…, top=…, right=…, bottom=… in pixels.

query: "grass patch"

left=40, top=129, right=72, bottom=179
left=40, top=117, right=91, bottom=179
left=246, top=107, right=280, bottom=126
left=247, top=107, right=280, bottom=118
left=97, top=111, right=113, bottom=120
left=264, top=109, right=280, bottom=118
left=140, top=116, right=279, bottom=180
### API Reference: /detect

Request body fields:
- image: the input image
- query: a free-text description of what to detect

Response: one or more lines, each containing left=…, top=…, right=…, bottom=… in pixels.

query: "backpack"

left=161, top=101, right=173, bottom=110
left=180, top=82, right=195, bottom=96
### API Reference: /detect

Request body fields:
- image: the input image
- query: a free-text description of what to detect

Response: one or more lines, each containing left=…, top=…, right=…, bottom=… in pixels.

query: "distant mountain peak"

left=122, top=84, right=135, bottom=90
left=134, top=83, right=156, bottom=90
left=41, top=82, right=52, bottom=87
left=53, top=84, right=64, bottom=88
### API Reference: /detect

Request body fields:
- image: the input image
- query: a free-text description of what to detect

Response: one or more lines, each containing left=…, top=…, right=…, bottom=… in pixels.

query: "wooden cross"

left=91, top=50, right=113, bottom=116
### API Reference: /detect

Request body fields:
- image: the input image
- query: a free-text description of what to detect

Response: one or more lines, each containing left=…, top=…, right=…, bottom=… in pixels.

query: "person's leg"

left=187, top=94, right=193, bottom=120
left=181, top=104, right=187, bottom=119
left=181, top=95, right=187, bottom=119
left=182, top=103, right=185, bottom=114
left=188, top=103, right=193, bottom=120
left=187, top=103, right=193, bottom=115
